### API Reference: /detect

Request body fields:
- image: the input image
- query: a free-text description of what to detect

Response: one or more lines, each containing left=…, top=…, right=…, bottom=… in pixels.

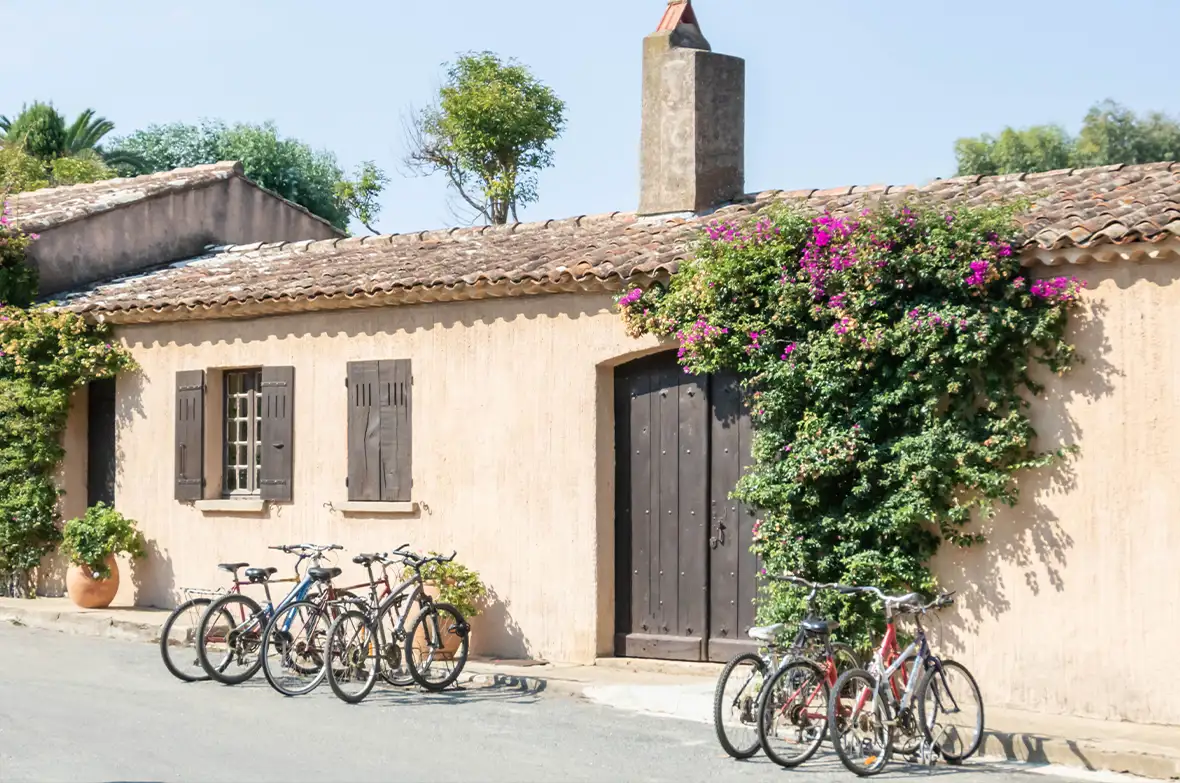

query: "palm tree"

left=0, top=102, right=145, bottom=172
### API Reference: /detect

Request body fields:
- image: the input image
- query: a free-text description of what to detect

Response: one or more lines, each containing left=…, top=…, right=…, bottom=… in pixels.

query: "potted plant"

left=409, top=554, right=487, bottom=656
left=60, top=503, right=145, bottom=609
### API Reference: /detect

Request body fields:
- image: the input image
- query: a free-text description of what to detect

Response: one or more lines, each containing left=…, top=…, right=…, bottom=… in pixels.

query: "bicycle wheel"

left=326, top=610, right=381, bottom=704
left=196, top=593, right=266, bottom=685
left=830, top=642, right=861, bottom=673
left=260, top=599, right=336, bottom=697
left=405, top=602, right=469, bottom=691
left=916, top=659, right=984, bottom=764
left=712, top=652, right=768, bottom=759
left=757, top=658, right=830, bottom=768
left=828, top=668, right=894, bottom=777
left=160, top=598, right=213, bottom=682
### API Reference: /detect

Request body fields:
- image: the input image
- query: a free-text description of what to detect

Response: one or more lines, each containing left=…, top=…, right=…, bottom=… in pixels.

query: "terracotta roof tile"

left=59, top=162, right=1180, bottom=318
left=6, top=163, right=242, bottom=232
left=6, top=161, right=343, bottom=236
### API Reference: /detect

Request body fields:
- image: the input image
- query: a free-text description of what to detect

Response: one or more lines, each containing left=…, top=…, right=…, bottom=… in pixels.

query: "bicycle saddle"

left=747, top=623, right=785, bottom=641
left=801, top=618, right=840, bottom=635
left=308, top=566, right=342, bottom=582
left=244, top=566, right=277, bottom=583
left=352, top=553, right=382, bottom=566
left=218, top=562, right=249, bottom=572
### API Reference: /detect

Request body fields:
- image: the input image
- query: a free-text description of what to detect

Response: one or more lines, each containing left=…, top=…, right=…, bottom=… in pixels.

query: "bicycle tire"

left=159, top=598, right=212, bottom=683
left=828, top=668, right=894, bottom=777
left=712, top=651, right=768, bottom=759
left=325, top=610, right=381, bottom=704
left=829, top=642, right=861, bottom=672
left=195, top=593, right=266, bottom=685
left=757, top=658, right=830, bottom=768
left=915, top=659, right=984, bottom=764
left=260, top=599, right=334, bottom=697
left=405, top=601, right=469, bottom=691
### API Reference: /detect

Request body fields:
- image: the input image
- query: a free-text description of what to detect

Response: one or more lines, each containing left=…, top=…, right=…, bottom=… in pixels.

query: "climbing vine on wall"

left=0, top=197, right=136, bottom=597
left=617, top=199, right=1084, bottom=643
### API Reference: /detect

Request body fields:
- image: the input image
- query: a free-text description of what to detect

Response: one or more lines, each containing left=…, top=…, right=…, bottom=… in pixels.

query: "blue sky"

left=4, top=0, right=1178, bottom=235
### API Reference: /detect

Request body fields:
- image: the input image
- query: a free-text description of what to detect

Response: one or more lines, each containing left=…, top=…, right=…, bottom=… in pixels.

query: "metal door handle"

left=709, top=521, right=726, bottom=549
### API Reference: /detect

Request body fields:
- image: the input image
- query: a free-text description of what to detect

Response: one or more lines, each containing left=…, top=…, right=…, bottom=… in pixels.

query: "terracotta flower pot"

left=66, top=555, right=119, bottom=609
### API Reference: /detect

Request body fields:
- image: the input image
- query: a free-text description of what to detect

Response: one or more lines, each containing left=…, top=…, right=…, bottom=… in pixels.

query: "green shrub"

left=60, top=503, right=145, bottom=580
left=408, top=554, right=488, bottom=618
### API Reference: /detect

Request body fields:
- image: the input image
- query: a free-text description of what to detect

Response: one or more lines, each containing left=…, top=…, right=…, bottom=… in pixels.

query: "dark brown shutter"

left=260, top=366, right=294, bottom=502
left=379, top=359, right=412, bottom=502
left=347, top=361, right=380, bottom=501
left=175, top=370, right=205, bottom=501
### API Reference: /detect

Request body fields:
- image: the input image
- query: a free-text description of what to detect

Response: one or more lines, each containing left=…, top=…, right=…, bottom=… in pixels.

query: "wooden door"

left=706, top=370, right=759, bottom=661
left=614, top=353, right=758, bottom=662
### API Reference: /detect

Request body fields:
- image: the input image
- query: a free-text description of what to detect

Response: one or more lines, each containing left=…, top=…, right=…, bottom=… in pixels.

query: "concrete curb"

left=0, top=603, right=166, bottom=644
left=979, top=731, right=1180, bottom=780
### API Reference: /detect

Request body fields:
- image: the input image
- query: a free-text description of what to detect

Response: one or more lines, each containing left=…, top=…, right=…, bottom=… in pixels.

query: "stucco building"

left=32, top=0, right=1180, bottom=727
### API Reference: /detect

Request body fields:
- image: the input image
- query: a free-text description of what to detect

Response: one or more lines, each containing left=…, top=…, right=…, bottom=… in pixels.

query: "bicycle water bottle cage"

left=800, top=618, right=840, bottom=636
left=308, top=566, right=342, bottom=582
left=244, top=567, right=277, bottom=583
left=747, top=623, right=785, bottom=642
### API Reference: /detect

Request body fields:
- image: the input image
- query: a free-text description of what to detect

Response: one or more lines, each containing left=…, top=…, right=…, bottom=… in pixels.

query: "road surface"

left=0, top=623, right=1096, bottom=783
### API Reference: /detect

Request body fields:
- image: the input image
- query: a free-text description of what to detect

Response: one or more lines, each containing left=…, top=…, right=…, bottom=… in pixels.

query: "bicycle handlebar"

left=769, top=573, right=852, bottom=592
left=839, top=584, right=957, bottom=614
left=268, top=543, right=344, bottom=556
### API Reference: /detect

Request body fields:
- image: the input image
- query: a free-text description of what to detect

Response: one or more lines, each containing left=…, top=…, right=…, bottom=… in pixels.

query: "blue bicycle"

left=194, top=543, right=352, bottom=686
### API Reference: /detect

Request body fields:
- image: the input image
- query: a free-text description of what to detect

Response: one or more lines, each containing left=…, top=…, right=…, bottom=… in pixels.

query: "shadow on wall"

left=131, top=536, right=173, bottom=609
left=122, top=293, right=618, bottom=350
left=472, top=584, right=535, bottom=662
left=933, top=279, right=1121, bottom=651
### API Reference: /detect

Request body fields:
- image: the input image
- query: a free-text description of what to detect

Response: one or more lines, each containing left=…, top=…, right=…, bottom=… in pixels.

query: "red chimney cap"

left=656, top=0, right=699, bottom=33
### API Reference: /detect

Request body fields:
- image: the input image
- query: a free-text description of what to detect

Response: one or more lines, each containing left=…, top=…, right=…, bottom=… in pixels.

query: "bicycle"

left=159, top=560, right=261, bottom=682
left=325, top=546, right=470, bottom=703
left=713, top=573, right=860, bottom=761
left=194, top=543, right=354, bottom=688
left=827, top=586, right=984, bottom=776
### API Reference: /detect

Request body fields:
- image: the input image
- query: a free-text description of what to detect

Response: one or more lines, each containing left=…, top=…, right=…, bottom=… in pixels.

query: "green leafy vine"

left=617, top=199, right=1083, bottom=644
left=0, top=197, right=137, bottom=596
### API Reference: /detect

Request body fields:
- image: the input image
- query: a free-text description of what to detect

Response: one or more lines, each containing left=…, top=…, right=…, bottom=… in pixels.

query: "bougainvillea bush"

left=618, top=199, right=1084, bottom=643
left=0, top=198, right=136, bottom=596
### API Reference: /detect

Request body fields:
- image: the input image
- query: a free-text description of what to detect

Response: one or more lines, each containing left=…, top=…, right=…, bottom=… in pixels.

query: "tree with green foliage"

left=0, top=102, right=143, bottom=171
left=110, top=120, right=385, bottom=233
left=955, top=99, right=1180, bottom=176
left=404, top=51, right=566, bottom=225
left=616, top=201, right=1084, bottom=644
left=0, top=143, right=115, bottom=193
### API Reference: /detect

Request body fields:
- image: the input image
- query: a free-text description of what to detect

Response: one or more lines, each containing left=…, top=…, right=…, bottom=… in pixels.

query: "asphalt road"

left=0, top=624, right=1095, bottom=783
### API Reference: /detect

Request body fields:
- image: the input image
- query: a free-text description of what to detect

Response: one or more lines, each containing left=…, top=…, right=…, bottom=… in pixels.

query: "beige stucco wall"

left=932, top=255, right=1180, bottom=726
left=48, top=249, right=1180, bottom=723
left=60, top=293, right=657, bottom=664
left=30, top=177, right=340, bottom=296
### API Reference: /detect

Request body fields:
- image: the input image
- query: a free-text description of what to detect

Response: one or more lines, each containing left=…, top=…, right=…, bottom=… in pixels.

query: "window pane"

left=238, top=468, right=247, bottom=489
left=226, top=469, right=237, bottom=491
left=238, top=420, right=248, bottom=442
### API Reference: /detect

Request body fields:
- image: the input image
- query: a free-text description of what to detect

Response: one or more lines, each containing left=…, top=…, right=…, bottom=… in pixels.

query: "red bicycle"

left=754, top=575, right=861, bottom=768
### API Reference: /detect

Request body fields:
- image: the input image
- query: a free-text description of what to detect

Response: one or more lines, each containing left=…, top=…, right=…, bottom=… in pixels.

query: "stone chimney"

left=639, top=0, right=745, bottom=216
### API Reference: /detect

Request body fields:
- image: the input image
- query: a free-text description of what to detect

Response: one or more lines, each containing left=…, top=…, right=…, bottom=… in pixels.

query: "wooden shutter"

left=347, top=361, right=381, bottom=501
left=347, top=360, right=412, bottom=502
left=379, top=359, right=412, bottom=502
left=175, top=370, right=205, bottom=501
left=260, top=366, right=295, bottom=502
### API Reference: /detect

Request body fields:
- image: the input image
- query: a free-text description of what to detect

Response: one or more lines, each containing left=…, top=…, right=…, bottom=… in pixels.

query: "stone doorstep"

left=3, top=598, right=1177, bottom=780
